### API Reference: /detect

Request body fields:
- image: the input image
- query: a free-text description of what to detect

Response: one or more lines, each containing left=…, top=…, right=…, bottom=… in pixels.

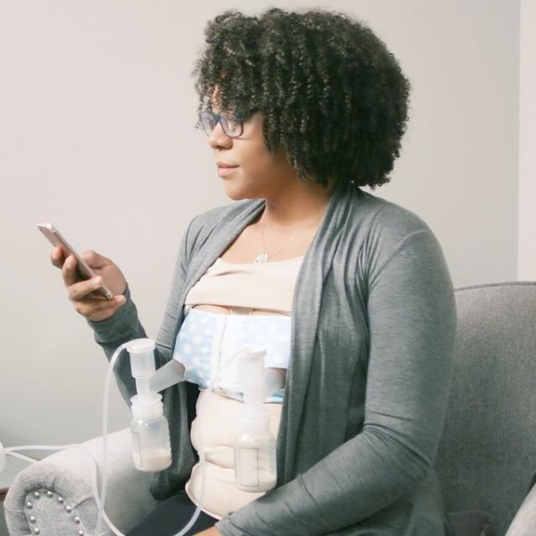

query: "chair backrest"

left=434, top=282, right=536, bottom=536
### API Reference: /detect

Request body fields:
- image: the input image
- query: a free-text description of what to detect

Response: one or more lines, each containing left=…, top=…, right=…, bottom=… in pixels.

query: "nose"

left=207, top=121, right=233, bottom=150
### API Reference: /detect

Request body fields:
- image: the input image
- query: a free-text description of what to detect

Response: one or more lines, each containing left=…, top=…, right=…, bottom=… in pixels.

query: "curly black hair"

left=191, top=7, right=411, bottom=190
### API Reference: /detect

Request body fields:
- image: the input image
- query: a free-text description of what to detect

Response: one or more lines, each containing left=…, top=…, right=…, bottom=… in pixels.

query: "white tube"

left=93, top=341, right=131, bottom=535
left=3, top=450, right=39, bottom=464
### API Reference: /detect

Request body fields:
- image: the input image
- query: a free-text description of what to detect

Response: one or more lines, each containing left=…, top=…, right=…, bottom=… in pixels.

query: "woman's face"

left=206, top=102, right=303, bottom=201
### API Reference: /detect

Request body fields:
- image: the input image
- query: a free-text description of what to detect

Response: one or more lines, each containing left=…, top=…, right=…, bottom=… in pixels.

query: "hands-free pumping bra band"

left=172, top=308, right=291, bottom=403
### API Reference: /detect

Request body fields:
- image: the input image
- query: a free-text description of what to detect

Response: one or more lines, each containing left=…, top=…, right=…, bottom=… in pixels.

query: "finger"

left=50, top=246, right=65, bottom=268
left=68, top=276, right=104, bottom=302
left=113, top=294, right=126, bottom=305
left=81, top=250, right=110, bottom=269
left=62, top=255, right=82, bottom=287
left=74, top=294, right=126, bottom=318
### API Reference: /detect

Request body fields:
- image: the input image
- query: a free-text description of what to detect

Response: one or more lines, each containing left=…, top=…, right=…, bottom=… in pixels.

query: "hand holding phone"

left=37, top=223, right=128, bottom=322
left=37, top=223, right=114, bottom=299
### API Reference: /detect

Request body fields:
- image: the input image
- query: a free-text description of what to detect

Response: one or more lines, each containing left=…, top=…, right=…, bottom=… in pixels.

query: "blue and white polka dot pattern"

left=172, top=308, right=291, bottom=403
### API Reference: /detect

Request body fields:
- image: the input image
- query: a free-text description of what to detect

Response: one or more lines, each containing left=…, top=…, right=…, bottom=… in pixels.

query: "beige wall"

left=0, top=1, right=521, bottom=453
left=519, top=0, right=536, bottom=280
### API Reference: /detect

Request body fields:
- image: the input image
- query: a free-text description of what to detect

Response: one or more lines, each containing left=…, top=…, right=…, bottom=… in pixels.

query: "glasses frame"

left=198, top=110, right=245, bottom=139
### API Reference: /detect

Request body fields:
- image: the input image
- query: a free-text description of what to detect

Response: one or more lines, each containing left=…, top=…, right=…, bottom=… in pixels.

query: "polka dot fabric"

left=172, top=308, right=291, bottom=403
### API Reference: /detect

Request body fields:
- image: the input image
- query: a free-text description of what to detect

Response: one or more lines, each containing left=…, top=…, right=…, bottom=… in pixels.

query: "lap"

left=126, top=490, right=218, bottom=536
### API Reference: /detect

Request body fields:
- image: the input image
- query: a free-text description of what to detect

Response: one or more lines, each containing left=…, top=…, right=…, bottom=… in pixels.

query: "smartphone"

left=36, top=223, right=114, bottom=300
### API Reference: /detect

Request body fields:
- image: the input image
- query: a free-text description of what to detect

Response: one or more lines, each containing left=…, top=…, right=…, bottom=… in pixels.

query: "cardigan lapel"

left=277, top=181, right=354, bottom=482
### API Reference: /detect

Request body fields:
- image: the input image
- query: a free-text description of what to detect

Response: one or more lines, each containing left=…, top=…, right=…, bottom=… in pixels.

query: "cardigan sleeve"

left=85, top=216, right=197, bottom=407
left=216, top=224, right=457, bottom=536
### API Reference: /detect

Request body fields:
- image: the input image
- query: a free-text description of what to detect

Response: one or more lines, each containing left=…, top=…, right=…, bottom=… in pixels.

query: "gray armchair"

left=434, top=282, right=536, bottom=536
left=4, top=282, right=536, bottom=536
left=3, top=429, right=158, bottom=535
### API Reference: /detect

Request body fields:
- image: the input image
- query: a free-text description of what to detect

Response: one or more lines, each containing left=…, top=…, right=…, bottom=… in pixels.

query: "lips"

left=216, top=162, right=238, bottom=168
left=218, top=166, right=237, bottom=177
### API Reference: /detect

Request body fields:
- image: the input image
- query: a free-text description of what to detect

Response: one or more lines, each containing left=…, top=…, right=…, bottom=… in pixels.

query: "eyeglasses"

left=198, top=110, right=245, bottom=138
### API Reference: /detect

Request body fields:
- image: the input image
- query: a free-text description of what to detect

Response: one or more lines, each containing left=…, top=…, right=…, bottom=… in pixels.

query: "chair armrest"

left=4, top=427, right=159, bottom=536
left=505, top=482, right=536, bottom=536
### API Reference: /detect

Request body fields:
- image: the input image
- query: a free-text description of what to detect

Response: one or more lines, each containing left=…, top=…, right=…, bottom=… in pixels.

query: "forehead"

left=210, top=85, right=224, bottom=111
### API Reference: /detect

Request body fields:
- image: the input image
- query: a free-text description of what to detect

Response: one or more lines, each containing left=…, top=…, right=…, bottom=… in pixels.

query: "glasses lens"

left=200, top=112, right=216, bottom=135
left=199, top=111, right=242, bottom=138
left=221, top=117, right=242, bottom=138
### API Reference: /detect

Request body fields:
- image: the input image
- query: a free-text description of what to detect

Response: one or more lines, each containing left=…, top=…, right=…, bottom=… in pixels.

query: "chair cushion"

left=449, top=509, right=492, bottom=536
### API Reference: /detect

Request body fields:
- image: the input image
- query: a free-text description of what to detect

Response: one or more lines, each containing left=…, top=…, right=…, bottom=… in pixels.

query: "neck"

left=260, top=180, right=336, bottom=229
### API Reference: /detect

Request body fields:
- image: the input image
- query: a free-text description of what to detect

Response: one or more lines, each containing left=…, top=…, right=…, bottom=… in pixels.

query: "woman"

left=51, top=8, right=457, bottom=536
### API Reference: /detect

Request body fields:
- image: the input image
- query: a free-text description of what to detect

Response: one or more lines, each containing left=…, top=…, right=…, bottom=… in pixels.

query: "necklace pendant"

left=254, top=253, right=269, bottom=264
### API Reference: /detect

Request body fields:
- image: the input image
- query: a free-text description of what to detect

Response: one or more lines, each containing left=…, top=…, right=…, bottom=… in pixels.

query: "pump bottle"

left=234, top=346, right=280, bottom=492
left=127, top=339, right=185, bottom=472
left=130, top=393, right=171, bottom=472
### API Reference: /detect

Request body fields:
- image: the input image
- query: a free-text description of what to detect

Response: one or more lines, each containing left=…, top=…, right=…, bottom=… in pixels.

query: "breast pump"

left=1, top=338, right=282, bottom=536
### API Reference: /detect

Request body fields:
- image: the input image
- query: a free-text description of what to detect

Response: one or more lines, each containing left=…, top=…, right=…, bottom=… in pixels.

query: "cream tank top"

left=177, top=255, right=303, bottom=519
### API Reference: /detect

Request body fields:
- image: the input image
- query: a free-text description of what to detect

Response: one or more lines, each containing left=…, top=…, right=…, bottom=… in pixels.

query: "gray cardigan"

left=87, top=181, right=457, bottom=536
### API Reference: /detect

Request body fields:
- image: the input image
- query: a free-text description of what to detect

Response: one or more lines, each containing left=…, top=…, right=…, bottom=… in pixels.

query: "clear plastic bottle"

left=130, top=393, right=172, bottom=472
left=235, top=411, right=277, bottom=492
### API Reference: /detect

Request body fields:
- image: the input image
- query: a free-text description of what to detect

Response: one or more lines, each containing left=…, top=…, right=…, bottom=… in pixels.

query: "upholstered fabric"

left=449, top=509, right=491, bottom=536
left=3, top=428, right=158, bottom=536
left=435, top=282, right=536, bottom=536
